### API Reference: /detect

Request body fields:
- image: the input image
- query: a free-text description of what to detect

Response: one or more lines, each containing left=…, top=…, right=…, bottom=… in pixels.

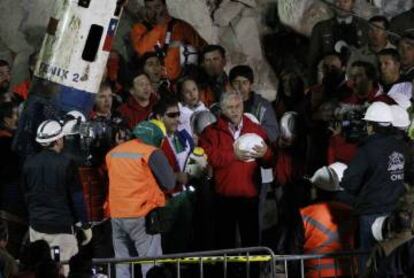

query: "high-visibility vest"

left=300, top=202, right=355, bottom=278
left=106, top=139, right=166, bottom=218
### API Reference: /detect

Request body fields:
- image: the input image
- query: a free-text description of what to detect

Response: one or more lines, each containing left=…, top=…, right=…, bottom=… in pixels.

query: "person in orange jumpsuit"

left=130, top=0, right=207, bottom=81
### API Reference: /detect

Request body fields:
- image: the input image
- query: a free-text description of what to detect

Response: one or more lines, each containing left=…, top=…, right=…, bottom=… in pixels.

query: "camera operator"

left=306, top=52, right=348, bottom=174
left=89, top=81, right=130, bottom=166
left=77, top=82, right=130, bottom=267
left=340, top=102, right=407, bottom=273
left=327, top=61, right=395, bottom=164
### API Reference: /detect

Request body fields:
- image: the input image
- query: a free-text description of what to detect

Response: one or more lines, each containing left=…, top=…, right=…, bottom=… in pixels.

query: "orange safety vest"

left=106, top=139, right=166, bottom=218
left=300, top=202, right=355, bottom=278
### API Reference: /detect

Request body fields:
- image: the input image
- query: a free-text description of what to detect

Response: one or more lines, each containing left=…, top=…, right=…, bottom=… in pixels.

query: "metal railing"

left=92, top=246, right=276, bottom=278
left=273, top=251, right=369, bottom=278
left=91, top=248, right=369, bottom=278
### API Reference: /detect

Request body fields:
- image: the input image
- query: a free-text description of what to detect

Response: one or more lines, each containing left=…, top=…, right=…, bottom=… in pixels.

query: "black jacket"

left=341, top=133, right=406, bottom=215
left=22, top=149, right=88, bottom=234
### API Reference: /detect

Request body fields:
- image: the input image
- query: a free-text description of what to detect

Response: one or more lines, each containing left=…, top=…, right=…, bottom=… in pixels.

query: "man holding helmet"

left=22, top=120, right=91, bottom=276
left=199, top=91, right=272, bottom=250
left=340, top=102, right=407, bottom=272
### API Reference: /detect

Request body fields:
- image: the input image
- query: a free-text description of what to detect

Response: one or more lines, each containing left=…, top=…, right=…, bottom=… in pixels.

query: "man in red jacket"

left=117, top=71, right=158, bottom=129
left=199, top=92, right=272, bottom=249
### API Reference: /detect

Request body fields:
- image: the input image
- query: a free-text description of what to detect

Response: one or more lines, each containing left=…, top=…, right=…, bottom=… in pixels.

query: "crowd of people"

left=0, top=0, right=414, bottom=277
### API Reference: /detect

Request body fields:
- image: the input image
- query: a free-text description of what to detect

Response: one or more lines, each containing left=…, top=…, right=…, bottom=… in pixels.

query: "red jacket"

left=339, top=85, right=396, bottom=105
left=199, top=116, right=273, bottom=198
left=117, top=94, right=157, bottom=129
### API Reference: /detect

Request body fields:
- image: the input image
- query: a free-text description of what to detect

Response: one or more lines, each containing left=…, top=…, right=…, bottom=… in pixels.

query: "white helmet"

left=310, top=162, right=347, bottom=192
left=62, top=110, right=86, bottom=136
left=390, top=105, right=410, bottom=130
left=180, top=44, right=198, bottom=66
left=363, top=102, right=393, bottom=124
left=67, top=110, right=86, bottom=122
left=190, top=110, right=217, bottom=135
left=280, top=111, right=298, bottom=141
left=234, top=133, right=265, bottom=162
left=329, top=162, right=347, bottom=184
left=36, top=120, right=64, bottom=145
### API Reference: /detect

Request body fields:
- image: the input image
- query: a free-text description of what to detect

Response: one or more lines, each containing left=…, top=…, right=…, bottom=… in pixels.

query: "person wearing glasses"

left=153, top=95, right=196, bottom=253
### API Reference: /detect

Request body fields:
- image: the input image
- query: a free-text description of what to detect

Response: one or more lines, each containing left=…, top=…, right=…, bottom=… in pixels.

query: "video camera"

left=76, top=117, right=131, bottom=165
left=332, top=104, right=368, bottom=143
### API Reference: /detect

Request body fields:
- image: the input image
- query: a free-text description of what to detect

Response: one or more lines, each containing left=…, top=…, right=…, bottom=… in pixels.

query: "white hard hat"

left=280, top=111, right=298, bottom=140
left=310, top=162, right=346, bottom=192
left=62, top=110, right=86, bottom=136
left=190, top=110, right=217, bottom=135
left=390, top=105, right=410, bottom=129
left=329, top=162, right=347, bottom=184
left=67, top=110, right=86, bottom=122
left=244, top=113, right=260, bottom=124
left=180, top=44, right=198, bottom=66
left=36, top=120, right=64, bottom=145
left=234, top=133, right=265, bottom=162
left=62, top=119, right=82, bottom=136
left=363, top=102, right=393, bottom=124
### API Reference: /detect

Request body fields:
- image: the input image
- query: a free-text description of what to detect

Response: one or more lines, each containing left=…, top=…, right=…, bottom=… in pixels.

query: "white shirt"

left=228, top=119, right=243, bottom=140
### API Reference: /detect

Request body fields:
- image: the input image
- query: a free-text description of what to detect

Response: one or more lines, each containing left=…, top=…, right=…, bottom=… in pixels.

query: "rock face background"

left=1, top=0, right=413, bottom=99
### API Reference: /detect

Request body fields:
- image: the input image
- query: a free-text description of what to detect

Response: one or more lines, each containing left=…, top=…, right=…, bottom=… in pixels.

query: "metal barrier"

left=272, top=251, right=369, bottom=278
left=91, top=248, right=369, bottom=278
left=92, top=246, right=276, bottom=278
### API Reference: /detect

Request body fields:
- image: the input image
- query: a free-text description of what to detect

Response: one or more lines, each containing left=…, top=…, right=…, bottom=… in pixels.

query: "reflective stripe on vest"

left=302, top=215, right=339, bottom=253
left=111, top=152, right=143, bottom=159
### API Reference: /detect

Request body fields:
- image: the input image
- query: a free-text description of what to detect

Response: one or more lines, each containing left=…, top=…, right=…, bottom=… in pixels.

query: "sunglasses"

left=166, top=112, right=181, bottom=118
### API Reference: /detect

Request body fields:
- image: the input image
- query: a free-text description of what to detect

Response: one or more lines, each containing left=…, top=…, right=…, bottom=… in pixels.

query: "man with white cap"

left=301, top=162, right=354, bottom=278
left=22, top=120, right=91, bottom=276
left=340, top=102, right=408, bottom=272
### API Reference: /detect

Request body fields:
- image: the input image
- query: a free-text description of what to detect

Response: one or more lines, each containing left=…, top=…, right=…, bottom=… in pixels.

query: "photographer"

left=328, top=61, right=395, bottom=164
left=76, top=82, right=130, bottom=266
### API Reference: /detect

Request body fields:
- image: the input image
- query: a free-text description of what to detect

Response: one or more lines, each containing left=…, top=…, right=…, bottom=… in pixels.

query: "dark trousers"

left=215, top=196, right=259, bottom=249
